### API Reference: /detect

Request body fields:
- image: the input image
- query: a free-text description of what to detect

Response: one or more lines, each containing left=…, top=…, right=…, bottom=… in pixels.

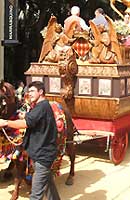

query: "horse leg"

left=3, top=160, right=15, bottom=180
left=10, top=177, right=22, bottom=200
left=11, top=160, right=26, bottom=200
left=64, top=108, right=76, bottom=185
left=65, top=141, right=75, bottom=185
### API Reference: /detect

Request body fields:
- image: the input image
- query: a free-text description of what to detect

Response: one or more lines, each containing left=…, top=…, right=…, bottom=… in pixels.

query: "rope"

left=1, top=128, right=23, bottom=146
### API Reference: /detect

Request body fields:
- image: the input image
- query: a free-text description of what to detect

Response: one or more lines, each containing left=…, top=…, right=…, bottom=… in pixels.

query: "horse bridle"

left=0, top=94, right=24, bottom=146
left=1, top=127, right=24, bottom=146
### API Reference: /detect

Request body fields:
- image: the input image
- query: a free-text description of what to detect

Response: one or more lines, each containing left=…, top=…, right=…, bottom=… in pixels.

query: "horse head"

left=0, top=80, right=16, bottom=119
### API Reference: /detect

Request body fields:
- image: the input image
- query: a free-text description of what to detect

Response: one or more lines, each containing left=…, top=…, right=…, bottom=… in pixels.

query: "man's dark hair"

left=28, top=81, right=45, bottom=95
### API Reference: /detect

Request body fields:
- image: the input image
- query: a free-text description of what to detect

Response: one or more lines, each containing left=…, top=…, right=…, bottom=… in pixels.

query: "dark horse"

left=0, top=80, right=16, bottom=118
left=0, top=80, right=76, bottom=200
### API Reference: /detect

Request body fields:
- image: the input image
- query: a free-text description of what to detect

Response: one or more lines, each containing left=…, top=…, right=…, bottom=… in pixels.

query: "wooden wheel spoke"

left=109, top=132, right=128, bottom=165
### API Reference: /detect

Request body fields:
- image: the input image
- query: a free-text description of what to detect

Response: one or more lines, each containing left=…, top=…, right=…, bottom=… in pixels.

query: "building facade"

left=0, top=0, right=4, bottom=79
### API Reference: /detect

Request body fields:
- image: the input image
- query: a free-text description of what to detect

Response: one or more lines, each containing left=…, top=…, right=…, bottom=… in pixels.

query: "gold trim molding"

left=25, top=62, right=130, bottom=77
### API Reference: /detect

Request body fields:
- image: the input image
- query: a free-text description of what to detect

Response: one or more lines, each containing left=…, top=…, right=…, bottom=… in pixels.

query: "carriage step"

left=73, top=130, right=114, bottom=144
left=76, top=130, right=114, bottom=136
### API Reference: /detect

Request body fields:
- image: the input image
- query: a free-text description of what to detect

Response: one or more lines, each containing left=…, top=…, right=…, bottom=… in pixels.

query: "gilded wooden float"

left=110, top=0, right=130, bottom=19
left=25, top=62, right=130, bottom=120
left=25, top=15, right=130, bottom=165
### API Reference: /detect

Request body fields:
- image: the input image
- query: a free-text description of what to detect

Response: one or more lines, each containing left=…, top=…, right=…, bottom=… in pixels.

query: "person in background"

left=124, top=13, right=130, bottom=26
left=0, top=81, right=61, bottom=200
left=15, top=80, right=25, bottom=103
left=64, top=5, right=89, bottom=34
left=92, top=8, right=108, bottom=28
left=123, top=13, right=130, bottom=46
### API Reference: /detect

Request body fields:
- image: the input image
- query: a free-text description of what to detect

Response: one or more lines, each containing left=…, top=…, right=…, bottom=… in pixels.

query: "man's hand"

left=0, top=119, right=8, bottom=127
left=18, top=112, right=26, bottom=119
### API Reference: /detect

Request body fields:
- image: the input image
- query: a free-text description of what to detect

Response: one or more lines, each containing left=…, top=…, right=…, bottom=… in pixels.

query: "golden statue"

left=38, top=15, right=77, bottom=63
left=110, top=0, right=130, bottom=19
left=89, top=15, right=123, bottom=64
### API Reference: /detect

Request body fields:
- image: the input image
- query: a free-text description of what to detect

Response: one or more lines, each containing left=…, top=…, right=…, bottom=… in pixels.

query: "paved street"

left=0, top=137, right=130, bottom=200
left=57, top=140, right=130, bottom=200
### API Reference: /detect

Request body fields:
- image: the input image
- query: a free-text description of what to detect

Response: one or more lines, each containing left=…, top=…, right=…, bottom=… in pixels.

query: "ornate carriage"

left=25, top=15, right=130, bottom=165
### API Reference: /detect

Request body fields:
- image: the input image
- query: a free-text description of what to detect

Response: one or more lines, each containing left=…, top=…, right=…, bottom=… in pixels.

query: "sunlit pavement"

left=0, top=138, right=130, bottom=200
left=56, top=138, right=130, bottom=200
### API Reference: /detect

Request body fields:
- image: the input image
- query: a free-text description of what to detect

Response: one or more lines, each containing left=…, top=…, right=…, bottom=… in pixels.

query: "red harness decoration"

left=0, top=100, right=67, bottom=177
left=0, top=114, right=24, bottom=163
left=50, top=101, right=67, bottom=176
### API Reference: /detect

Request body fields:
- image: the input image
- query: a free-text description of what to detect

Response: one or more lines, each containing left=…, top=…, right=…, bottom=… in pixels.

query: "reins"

left=1, top=127, right=24, bottom=146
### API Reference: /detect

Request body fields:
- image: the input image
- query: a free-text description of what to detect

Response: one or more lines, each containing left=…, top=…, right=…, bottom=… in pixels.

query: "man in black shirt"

left=0, top=81, right=61, bottom=200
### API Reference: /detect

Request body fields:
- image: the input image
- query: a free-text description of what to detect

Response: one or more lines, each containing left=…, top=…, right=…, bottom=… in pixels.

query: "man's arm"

left=0, top=119, right=27, bottom=129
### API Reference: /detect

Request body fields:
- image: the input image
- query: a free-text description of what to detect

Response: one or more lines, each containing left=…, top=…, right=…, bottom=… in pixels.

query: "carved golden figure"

left=38, top=15, right=78, bottom=100
left=89, top=15, right=123, bottom=64
left=38, top=15, right=77, bottom=63
left=59, top=54, right=78, bottom=100
left=110, top=0, right=130, bottom=19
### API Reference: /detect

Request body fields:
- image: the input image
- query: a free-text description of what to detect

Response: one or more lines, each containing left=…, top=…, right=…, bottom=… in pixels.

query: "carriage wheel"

left=109, top=131, right=128, bottom=165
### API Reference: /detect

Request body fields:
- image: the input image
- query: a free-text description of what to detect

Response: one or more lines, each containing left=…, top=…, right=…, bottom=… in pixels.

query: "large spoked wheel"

left=109, top=131, right=128, bottom=165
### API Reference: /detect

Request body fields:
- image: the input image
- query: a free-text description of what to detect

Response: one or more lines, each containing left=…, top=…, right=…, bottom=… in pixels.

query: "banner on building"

left=3, top=0, right=19, bottom=45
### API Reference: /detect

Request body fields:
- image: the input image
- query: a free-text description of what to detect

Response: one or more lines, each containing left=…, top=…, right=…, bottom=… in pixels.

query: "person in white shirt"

left=64, top=6, right=89, bottom=34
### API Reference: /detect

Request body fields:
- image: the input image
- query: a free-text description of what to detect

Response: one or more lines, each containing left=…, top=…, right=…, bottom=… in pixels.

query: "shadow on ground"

left=56, top=169, right=106, bottom=200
